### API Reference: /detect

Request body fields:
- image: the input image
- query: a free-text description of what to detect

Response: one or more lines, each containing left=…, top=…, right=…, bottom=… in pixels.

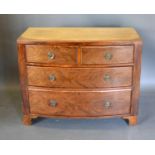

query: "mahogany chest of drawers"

left=17, top=27, right=142, bottom=125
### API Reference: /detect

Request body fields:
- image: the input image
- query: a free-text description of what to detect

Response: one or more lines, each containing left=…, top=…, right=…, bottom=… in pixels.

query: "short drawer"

left=27, top=66, right=132, bottom=88
left=29, top=88, right=131, bottom=117
left=26, top=45, right=77, bottom=64
left=81, top=46, right=133, bottom=64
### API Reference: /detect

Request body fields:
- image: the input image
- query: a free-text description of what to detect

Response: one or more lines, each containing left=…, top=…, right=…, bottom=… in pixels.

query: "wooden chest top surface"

left=17, top=27, right=142, bottom=44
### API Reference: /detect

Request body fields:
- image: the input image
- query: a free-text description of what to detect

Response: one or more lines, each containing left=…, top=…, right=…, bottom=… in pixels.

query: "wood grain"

left=17, top=27, right=141, bottom=44
left=29, top=88, right=131, bottom=117
left=17, top=44, right=30, bottom=115
left=130, top=41, right=142, bottom=115
left=27, top=66, right=133, bottom=88
left=26, top=45, right=77, bottom=64
left=17, top=27, right=142, bottom=125
left=82, top=46, right=133, bottom=64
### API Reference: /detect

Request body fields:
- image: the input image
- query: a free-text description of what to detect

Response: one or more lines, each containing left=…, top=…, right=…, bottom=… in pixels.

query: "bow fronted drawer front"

left=26, top=45, right=78, bottom=65
left=29, top=88, right=131, bottom=117
left=81, top=46, right=134, bottom=65
left=27, top=66, right=132, bottom=88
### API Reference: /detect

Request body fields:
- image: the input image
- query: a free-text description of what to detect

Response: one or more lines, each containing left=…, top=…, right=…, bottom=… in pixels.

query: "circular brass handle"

left=49, top=100, right=57, bottom=107
left=104, top=101, right=112, bottom=109
left=49, top=74, right=56, bottom=81
left=104, top=74, right=110, bottom=81
left=104, top=52, right=112, bottom=60
left=48, top=52, right=55, bottom=60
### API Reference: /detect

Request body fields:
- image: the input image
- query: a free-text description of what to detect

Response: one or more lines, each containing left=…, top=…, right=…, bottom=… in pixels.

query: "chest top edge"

left=17, top=27, right=142, bottom=44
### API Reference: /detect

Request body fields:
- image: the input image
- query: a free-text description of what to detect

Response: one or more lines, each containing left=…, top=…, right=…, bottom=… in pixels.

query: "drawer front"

left=27, top=66, right=132, bottom=88
left=82, top=46, right=133, bottom=64
left=29, top=89, right=131, bottom=117
left=26, top=45, right=77, bottom=64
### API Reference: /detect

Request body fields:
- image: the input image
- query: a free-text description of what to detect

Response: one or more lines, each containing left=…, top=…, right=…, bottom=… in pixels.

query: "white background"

left=0, top=0, right=154, bottom=14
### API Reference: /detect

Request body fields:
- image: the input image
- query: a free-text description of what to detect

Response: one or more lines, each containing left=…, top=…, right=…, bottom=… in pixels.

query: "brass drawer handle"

left=48, top=52, right=55, bottom=60
left=104, top=52, right=112, bottom=60
left=49, top=74, right=56, bottom=81
left=104, top=101, right=112, bottom=109
left=104, top=74, right=110, bottom=81
left=49, top=100, right=57, bottom=107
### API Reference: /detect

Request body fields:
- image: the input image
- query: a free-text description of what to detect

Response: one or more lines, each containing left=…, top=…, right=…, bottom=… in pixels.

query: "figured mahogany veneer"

left=27, top=66, right=132, bottom=88
left=26, top=45, right=78, bottom=64
left=29, top=88, right=131, bottom=117
left=17, top=27, right=142, bottom=126
left=82, top=46, right=133, bottom=64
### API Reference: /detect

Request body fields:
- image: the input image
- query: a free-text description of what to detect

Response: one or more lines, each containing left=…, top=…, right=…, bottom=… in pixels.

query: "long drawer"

left=29, top=88, right=131, bottom=117
left=27, top=66, right=133, bottom=88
